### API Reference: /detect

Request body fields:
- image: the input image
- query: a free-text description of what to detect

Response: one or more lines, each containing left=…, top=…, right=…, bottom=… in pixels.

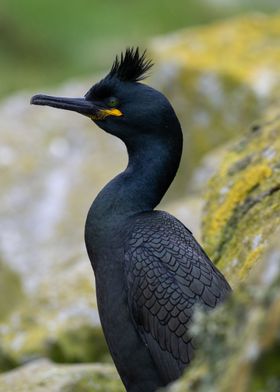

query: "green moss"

left=0, top=348, right=17, bottom=373
left=249, top=342, right=280, bottom=392
left=48, top=326, right=110, bottom=364
left=0, top=322, right=109, bottom=372
left=0, top=260, right=24, bottom=371
left=0, top=260, right=23, bottom=322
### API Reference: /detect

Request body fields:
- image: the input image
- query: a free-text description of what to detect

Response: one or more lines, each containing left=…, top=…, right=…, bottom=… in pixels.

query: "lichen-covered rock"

left=151, top=14, right=280, bottom=189
left=164, top=110, right=280, bottom=392
left=0, top=252, right=109, bottom=371
left=0, top=85, right=123, bottom=370
left=202, top=108, right=280, bottom=285
left=165, top=231, right=280, bottom=392
left=0, top=89, right=113, bottom=368
left=0, top=258, right=24, bottom=371
left=0, top=359, right=123, bottom=392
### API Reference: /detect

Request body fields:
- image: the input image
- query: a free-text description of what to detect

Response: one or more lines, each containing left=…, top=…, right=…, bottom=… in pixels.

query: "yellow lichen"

left=238, top=246, right=264, bottom=279
left=201, top=107, right=280, bottom=289
left=207, top=164, right=272, bottom=237
left=151, top=14, right=280, bottom=193
left=152, top=14, right=280, bottom=88
left=14, top=326, right=47, bottom=358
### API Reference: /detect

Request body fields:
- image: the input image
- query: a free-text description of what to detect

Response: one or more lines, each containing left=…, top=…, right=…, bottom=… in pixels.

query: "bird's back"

left=124, top=210, right=231, bottom=385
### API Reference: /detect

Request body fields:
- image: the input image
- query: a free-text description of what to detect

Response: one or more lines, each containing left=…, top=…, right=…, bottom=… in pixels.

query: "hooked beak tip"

left=30, top=94, right=43, bottom=105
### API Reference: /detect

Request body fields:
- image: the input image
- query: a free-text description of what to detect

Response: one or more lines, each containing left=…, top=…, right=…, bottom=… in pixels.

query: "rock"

left=0, top=13, right=279, bottom=382
left=151, top=13, right=280, bottom=191
left=202, top=108, right=280, bottom=285
left=189, top=144, right=229, bottom=194
left=163, top=197, right=203, bottom=241
left=0, top=251, right=109, bottom=370
left=0, top=85, right=122, bottom=369
left=0, top=359, right=123, bottom=392
left=164, top=110, right=280, bottom=392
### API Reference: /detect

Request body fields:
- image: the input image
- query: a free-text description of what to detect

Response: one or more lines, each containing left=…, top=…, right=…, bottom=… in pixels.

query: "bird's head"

left=31, top=48, right=180, bottom=145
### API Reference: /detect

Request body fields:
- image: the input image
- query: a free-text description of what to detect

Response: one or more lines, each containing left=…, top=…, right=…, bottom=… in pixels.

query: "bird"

left=31, top=47, right=231, bottom=392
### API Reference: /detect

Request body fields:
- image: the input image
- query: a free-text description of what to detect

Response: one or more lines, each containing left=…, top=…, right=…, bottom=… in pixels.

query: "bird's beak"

left=30, top=94, right=97, bottom=116
left=30, top=94, right=123, bottom=120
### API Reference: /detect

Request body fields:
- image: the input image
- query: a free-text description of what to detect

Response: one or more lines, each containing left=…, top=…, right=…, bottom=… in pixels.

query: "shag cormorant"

left=31, top=48, right=231, bottom=392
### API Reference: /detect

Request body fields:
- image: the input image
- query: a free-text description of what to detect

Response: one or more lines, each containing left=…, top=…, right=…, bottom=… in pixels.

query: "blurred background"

left=0, top=1, right=280, bottom=391
left=0, top=0, right=279, bottom=98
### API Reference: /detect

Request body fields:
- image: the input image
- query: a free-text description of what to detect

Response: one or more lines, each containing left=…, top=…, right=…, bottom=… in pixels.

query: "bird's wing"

left=124, top=211, right=231, bottom=383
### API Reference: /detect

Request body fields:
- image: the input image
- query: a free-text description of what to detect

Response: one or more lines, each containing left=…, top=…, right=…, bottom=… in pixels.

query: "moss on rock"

left=0, top=252, right=109, bottom=371
left=202, top=109, right=280, bottom=285
left=165, top=109, right=280, bottom=392
left=47, top=325, right=110, bottom=364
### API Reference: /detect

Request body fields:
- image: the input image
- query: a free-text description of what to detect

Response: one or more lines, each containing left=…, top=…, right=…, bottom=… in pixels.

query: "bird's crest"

left=107, top=47, right=153, bottom=82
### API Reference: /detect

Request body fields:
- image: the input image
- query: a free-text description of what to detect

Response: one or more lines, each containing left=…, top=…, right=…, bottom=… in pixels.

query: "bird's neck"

left=88, top=126, right=183, bottom=229
left=124, top=134, right=182, bottom=211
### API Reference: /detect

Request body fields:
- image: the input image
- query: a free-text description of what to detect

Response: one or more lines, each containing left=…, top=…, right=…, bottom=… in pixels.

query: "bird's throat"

left=88, top=130, right=183, bottom=229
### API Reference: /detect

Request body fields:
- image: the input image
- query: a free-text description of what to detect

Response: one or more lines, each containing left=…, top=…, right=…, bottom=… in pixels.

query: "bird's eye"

left=107, top=97, right=119, bottom=107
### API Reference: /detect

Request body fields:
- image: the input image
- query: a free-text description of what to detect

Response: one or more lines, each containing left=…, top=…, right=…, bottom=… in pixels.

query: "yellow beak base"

left=91, top=108, right=123, bottom=121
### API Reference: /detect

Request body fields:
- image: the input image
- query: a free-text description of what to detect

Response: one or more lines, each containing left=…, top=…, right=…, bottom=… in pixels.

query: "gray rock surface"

left=0, top=359, right=123, bottom=392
